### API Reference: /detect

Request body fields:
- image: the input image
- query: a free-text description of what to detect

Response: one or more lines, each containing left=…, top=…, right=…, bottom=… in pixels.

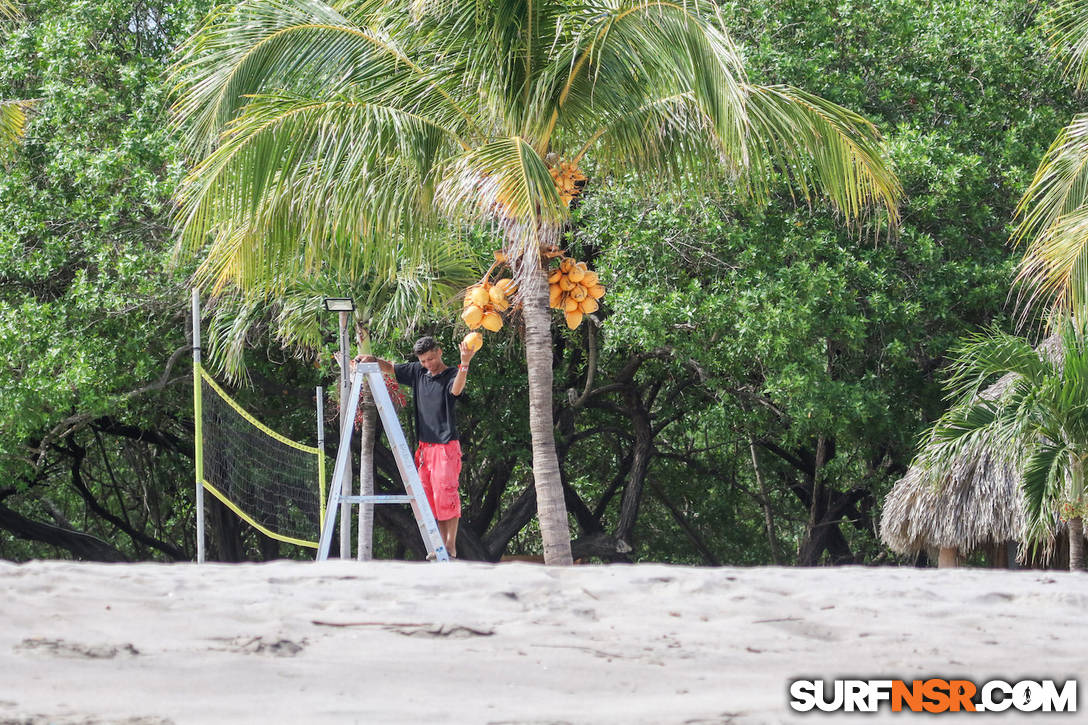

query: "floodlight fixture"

left=323, top=297, right=355, bottom=312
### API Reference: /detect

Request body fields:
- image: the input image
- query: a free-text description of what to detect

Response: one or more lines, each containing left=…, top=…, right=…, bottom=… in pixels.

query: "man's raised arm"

left=450, top=341, right=477, bottom=396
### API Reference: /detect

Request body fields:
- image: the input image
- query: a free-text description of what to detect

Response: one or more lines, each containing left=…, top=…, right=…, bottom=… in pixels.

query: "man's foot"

left=426, top=551, right=437, bottom=561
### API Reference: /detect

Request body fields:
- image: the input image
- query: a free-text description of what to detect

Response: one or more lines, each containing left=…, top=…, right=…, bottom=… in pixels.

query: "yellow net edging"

left=200, top=370, right=323, bottom=455
left=196, top=365, right=327, bottom=549
left=200, top=481, right=321, bottom=549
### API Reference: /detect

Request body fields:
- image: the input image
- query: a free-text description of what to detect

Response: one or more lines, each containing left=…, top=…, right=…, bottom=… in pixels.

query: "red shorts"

left=414, top=441, right=462, bottom=521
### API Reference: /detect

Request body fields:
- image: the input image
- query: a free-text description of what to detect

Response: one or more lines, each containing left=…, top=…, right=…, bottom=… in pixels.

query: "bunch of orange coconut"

left=549, top=159, right=588, bottom=207
left=459, top=249, right=605, bottom=351
left=549, top=255, right=605, bottom=329
left=460, top=274, right=515, bottom=352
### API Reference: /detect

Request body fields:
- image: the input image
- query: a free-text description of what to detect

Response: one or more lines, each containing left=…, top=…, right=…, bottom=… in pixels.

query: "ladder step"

left=316, top=364, right=449, bottom=562
left=340, top=495, right=413, bottom=504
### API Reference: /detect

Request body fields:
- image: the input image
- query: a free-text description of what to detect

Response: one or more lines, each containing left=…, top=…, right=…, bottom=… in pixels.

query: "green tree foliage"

left=0, top=0, right=214, bottom=559
left=0, top=0, right=28, bottom=155
left=518, top=0, right=1080, bottom=565
left=1, top=0, right=1081, bottom=566
left=168, top=0, right=900, bottom=566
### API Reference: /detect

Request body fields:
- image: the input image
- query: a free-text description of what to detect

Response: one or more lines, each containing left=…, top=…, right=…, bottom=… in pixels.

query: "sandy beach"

left=1, top=560, right=1085, bottom=724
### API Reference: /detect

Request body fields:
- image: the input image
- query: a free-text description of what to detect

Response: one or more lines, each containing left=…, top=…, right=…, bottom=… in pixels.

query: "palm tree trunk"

left=1070, top=461, right=1086, bottom=571
left=1069, top=517, right=1085, bottom=571
left=520, top=260, right=573, bottom=566
left=357, top=390, right=377, bottom=561
left=356, top=324, right=375, bottom=561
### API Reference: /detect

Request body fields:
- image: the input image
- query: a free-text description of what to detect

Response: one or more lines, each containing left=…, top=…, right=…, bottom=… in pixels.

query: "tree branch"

left=569, top=320, right=598, bottom=409
left=32, top=344, right=191, bottom=466
left=65, top=441, right=187, bottom=560
left=0, top=502, right=128, bottom=561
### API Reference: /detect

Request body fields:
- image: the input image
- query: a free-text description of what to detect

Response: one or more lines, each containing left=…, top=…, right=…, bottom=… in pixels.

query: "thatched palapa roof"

left=880, top=444, right=1024, bottom=556
left=880, top=336, right=1062, bottom=558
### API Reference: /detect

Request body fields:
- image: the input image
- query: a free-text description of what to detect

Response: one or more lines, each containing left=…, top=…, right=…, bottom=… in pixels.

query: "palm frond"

left=413, top=0, right=568, bottom=137
left=741, top=85, right=901, bottom=229
left=536, top=0, right=748, bottom=161
left=204, top=292, right=265, bottom=385
left=175, top=91, right=461, bottom=291
left=436, top=135, right=565, bottom=269
left=582, top=91, right=741, bottom=190
left=911, top=398, right=1015, bottom=495
left=1048, top=0, right=1088, bottom=91
left=0, top=100, right=28, bottom=154
left=1054, top=316, right=1088, bottom=434
left=924, top=399, right=999, bottom=450
left=368, top=242, right=477, bottom=333
left=1011, top=114, right=1088, bottom=318
left=170, top=0, right=474, bottom=156
left=527, top=3, right=897, bottom=228
left=941, top=328, right=1049, bottom=403
left=918, top=332, right=1049, bottom=473
left=204, top=235, right=478, bottom=382
left=1021, top=442, right=1070, bottom=536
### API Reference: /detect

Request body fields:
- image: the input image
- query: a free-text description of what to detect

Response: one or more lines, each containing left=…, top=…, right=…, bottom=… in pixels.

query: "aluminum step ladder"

left=316, top=362, right=449, bottom=562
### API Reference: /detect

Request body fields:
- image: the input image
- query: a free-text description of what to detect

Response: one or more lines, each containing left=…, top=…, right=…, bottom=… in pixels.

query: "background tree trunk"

left=614, top=383, right=653, bottom=547
left=520, top=260, right=573, bottom=566
left=208, top=496, right=243, bottom=562
left=749, top=439, right=782, bottom=565
left=797, top=434, right=830, bottom=565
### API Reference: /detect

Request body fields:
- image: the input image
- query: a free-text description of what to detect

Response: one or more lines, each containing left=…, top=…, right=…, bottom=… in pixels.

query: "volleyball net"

left=194, top=366, right=326, bottom=549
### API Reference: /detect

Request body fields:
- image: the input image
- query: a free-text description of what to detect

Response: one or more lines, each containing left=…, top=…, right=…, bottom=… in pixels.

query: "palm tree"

left=170, top=0, right=901, bottom=564
left=1012, top=0, right=1088, bottom=320
left=917, top=321, right=1088, bottom=570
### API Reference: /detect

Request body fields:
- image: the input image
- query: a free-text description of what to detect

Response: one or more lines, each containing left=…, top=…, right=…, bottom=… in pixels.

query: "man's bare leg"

left=437, top=518, right=459, bottom=558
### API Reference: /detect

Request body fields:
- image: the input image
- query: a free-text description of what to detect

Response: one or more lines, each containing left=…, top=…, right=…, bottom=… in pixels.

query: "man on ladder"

left=357, top=335, right=476, bottom=558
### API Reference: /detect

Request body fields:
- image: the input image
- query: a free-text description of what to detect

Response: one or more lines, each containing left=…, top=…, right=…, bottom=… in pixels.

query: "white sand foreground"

left=1, top=559, right=1086, bottom=724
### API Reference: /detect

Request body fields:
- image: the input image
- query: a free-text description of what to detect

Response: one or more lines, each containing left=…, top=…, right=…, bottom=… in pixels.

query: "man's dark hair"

left=412, top=336, right=440, bottom=357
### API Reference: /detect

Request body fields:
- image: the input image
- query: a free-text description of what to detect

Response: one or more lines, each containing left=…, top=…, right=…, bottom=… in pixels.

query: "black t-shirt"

left=394, top=362, right=460, bottom=443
